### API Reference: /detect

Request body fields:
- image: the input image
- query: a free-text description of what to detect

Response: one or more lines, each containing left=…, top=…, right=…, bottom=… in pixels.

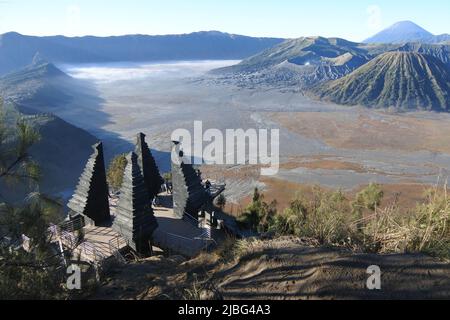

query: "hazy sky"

left=0, top=0, right=449, bottom=41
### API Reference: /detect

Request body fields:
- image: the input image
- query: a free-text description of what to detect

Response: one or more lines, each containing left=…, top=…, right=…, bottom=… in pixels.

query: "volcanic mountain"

left=394, top=43, right=450, bottom=67
left=312, top=52, right=450, bottom=111
left=218, top=37, right=371, bottom=72
left=213, top=35, right=450, bottom=89
left=214, top=37, right=373, bottom=89
left=364, top=21, right=450, bottom=44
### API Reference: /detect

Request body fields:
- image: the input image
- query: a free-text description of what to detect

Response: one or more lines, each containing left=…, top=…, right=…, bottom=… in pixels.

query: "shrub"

left=106, top=154, right=127, bottom=192
left=238, top=188, right=277, bottom=233
left=361, top=188, right=449, bottom=258
left=242, top=184, right=449, bottom=259
left=216, top=194, right=227, bottom=211
left=163, top=172, right=172, bottom=182
left=352, top=183, right=384, bottom=216
left=303, top=189, right=353, bottom=245
left=269, top=189, right=353, bottom=245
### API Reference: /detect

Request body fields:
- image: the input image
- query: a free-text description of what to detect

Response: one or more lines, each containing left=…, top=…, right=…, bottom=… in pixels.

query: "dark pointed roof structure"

left=171, top=141, right=209, bottom=218
left=135, top=133, right=163, bottom=200
left=112, top=152, right=158, bottom=254
left=67, top=143, right=111, bottom=226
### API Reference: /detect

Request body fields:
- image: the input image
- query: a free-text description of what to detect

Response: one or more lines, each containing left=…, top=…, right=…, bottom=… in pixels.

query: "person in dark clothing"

left=205, top=180, right=211, bottom=195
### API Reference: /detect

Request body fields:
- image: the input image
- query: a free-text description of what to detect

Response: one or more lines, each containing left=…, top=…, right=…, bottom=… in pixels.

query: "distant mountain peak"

left=364, top=21, right=436, bottom=44
left=388, top=21, right=432, bottom=33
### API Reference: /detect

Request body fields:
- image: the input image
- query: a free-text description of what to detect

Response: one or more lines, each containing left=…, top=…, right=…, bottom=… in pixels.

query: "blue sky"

left=0, top=0, right=449, bottom=41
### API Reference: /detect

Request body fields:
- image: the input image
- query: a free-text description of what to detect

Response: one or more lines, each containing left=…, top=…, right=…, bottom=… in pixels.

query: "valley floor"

left=51, top=61, right=450, bottom=207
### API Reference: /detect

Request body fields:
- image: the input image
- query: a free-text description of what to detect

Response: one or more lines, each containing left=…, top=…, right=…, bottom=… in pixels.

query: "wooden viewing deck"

left=55, top=225, right=128, bottom=264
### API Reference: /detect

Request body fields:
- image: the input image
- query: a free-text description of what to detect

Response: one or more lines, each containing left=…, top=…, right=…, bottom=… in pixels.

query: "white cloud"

left=66, top=4, right=81, bottom=36
left=366, top=5, right=383, bottom=31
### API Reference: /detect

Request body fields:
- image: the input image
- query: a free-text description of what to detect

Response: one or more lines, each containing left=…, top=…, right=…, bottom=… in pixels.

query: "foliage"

left=361, top=188, right=450, bottom=258
left=106, top=153, right=127, bottom=192
left=0, top=194, right=66, bottom=299
left=0, top=99, right=41, bottom=190
left=352, top=183, right=384, bottom=216
left=238, top=188, right=277, bottom=233
left=239, top=184, right=449, bottom=259
left=163, top=172, right=172, bottom=182
left=269, top=188, right=352, bottom=245
left=0, top=99, right=67, bottom=299
left=215, top=194, right=227, bottom=211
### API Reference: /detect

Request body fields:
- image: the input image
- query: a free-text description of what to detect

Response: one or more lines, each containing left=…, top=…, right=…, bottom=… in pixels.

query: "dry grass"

left=242, top=175, right=431, bottom=215
left=360, top=187, right=450, bottom=258
left=236, top=183, right=449, bottom=260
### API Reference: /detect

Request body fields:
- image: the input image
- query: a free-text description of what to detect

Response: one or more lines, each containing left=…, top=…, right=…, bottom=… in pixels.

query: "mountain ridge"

left=0, top=31, right=284, bottom=75
left=0, top=60, right=83, bottom=111
left=213, top=35, right=450, bottom=91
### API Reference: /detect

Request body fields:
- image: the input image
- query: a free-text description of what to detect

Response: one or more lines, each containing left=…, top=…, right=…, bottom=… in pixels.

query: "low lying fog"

left=61, top=60, right=239, bottom=82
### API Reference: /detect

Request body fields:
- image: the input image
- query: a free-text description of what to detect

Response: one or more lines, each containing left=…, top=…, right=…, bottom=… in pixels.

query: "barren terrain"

left=44, top=60, right=450, bottom=208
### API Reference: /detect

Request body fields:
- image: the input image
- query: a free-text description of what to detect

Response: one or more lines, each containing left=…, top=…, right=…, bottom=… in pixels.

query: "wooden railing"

left=183, top=211, right=200, bottom=227
left=59, top=216, right=85, bottom=233
left=109, top=235, right=128, bottom=264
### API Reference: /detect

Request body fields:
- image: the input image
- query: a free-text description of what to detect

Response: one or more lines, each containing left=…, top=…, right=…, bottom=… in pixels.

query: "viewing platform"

left=151, top=192, right=216, bottom=257
left=50, top=220, right=128, bottom=265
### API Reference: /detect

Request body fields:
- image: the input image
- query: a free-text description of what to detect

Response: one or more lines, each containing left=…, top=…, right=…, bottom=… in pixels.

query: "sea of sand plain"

left=54, top=60, right=450, bottom=205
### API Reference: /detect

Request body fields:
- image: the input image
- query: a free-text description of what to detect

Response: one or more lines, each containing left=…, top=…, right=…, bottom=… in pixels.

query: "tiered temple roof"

left=135, top=133, right=163, bottom=200
left=67, top=143, right=111, bottom=226
left=112, top=152, right=158, bottom=254
left=171, top=142, right=209, bottom=218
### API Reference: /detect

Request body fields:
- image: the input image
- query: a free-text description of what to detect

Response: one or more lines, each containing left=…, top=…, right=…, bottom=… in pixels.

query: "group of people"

left=196, top=169, right=212, bottom=195
left=152, top=177, right=173, bottom=207
left=163, top=179, right=173, bottom=195
left=150, top=171, right=213, bottom=207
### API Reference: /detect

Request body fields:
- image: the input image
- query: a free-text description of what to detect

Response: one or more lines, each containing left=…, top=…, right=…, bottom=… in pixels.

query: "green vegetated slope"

left=312, top=52, right=450, bottom=111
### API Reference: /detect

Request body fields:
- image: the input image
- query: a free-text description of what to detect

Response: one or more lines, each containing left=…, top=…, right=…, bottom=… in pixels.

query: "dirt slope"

left=92, top=238, right=450, bottom=300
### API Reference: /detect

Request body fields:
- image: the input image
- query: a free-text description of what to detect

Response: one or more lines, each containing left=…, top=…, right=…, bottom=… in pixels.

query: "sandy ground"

left=92, top=237, right=450, bottom=300
left=47, top=61, right=450, bottom=206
